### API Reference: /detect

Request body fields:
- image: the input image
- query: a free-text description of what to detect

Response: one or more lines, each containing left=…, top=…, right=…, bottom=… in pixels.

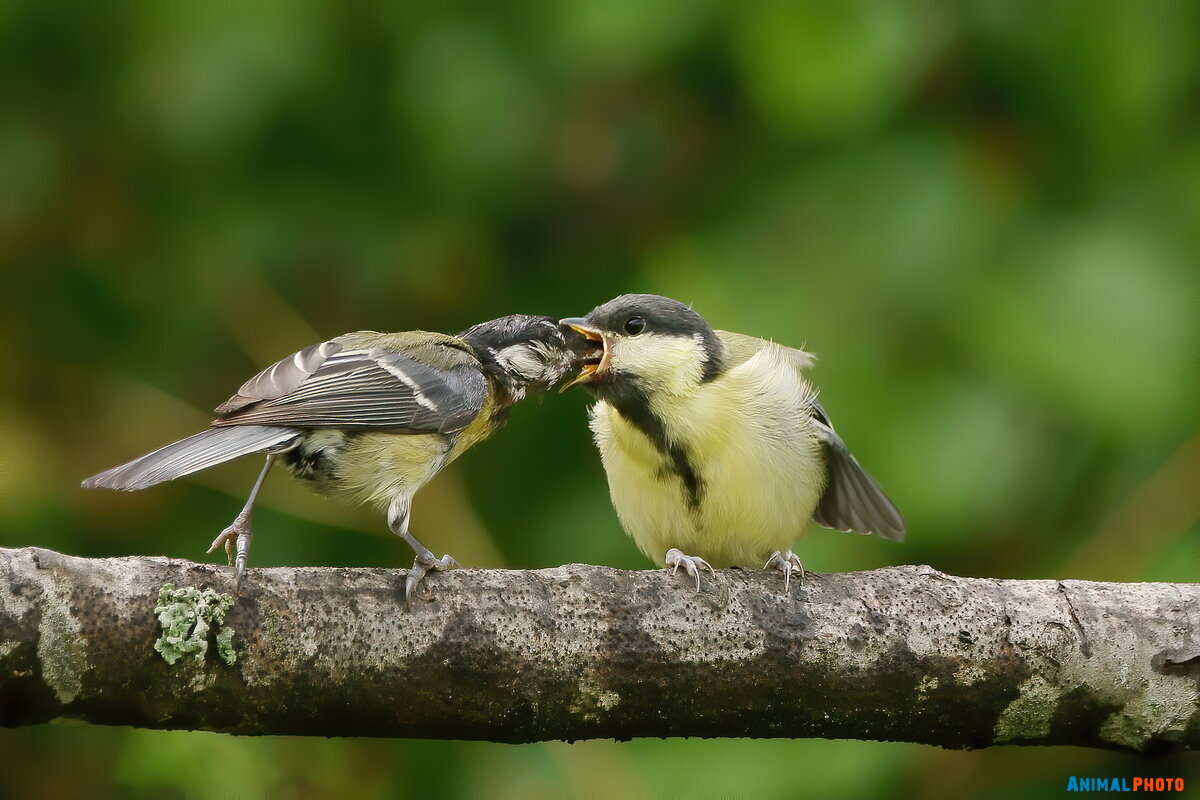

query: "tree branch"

left=2, top=546, right=1197, bottom=752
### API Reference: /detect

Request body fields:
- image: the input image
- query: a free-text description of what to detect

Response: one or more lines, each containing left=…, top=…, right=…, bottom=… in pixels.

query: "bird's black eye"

left=623, top=316, right=646, bottom=335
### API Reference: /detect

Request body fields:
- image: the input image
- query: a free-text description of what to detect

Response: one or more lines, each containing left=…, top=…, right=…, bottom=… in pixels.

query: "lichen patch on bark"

left=153, top=583, right=237, bottom=666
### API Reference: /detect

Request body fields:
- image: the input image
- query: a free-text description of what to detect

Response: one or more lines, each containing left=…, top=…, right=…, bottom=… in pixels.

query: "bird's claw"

left=665, top=548, right=715, bottom=592
left=207, top=512, right=253, bottom=593
left=206, top=529, right=236, bottom=565
left=405, top=553, right=458, bottom=605
left=764, top=550, right=804, bottom=592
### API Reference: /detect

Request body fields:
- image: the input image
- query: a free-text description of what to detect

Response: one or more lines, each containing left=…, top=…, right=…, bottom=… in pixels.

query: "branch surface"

left=2, top=546, right=1197, bottom=752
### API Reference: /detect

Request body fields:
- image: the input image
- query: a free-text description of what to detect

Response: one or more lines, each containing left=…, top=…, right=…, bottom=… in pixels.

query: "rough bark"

left=1, top=546, right=1197, bottom=752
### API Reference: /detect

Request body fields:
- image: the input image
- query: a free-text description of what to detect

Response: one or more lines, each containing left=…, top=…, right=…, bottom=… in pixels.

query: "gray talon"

left=205, top=454, right=279, bottom=594
left=405, top=553, right=458, bottom=604
left=234, top=527, right=253, bottom=594
left=208, top=511, right=254, bottom=592
left=206, top=530, right=235, bottom=565
left=764, top=550, right=804, bottom=592
left=665, top=548, right=715, bottom=592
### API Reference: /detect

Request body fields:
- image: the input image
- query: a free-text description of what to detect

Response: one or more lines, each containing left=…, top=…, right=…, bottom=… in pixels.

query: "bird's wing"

left=715, top=331, right=899, bottom=537
left=809, top=398, right=906, bottom=541
left=717, top=331, right=816, bottom=373
left=212, top=338, right=487, bottom=434
left=216, top=339, right=346, bottom=414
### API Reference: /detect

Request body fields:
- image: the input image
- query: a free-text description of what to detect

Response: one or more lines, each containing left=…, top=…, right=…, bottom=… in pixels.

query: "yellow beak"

left=560, top=318, right=609, bottom=391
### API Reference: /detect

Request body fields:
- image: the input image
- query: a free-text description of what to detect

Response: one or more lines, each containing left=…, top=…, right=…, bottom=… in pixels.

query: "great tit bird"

left=560, top=294, right=905, bottom=591
left=83, top=315, right=595, bottom=599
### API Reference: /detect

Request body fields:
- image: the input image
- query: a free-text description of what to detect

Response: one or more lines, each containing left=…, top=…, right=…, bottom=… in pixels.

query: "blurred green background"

left=2, top=0, right=1197, bottom=797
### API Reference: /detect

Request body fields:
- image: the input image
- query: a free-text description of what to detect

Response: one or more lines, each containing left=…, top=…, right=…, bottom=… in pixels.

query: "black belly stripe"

left=604, top=385, right=703, bottom=509
left=661, top=445, right=703, bottom=509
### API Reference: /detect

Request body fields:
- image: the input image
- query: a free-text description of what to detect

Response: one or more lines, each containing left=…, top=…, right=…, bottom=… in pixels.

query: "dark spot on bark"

left=872, top=642, right=1031, bottom=750
left=1045, top=685, right=1123, bottom=749
left=0, top=579, right=57, bottom=726
left=1153, top=651, right=1200, bottom=692
left=1156, top=652, right=1200, bottom=676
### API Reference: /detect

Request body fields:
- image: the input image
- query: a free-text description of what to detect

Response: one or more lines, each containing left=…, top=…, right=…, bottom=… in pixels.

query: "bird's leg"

left=664, top=548, right=715, bottom=592
left=764, top=550, right=805, bottom=592
left=387, top=495, right=457, bottom=605
left=207, top=453, right=279, bottom=593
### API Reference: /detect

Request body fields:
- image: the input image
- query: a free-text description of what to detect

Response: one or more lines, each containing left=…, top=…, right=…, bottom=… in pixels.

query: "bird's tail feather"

left=81, top=426, right=300, bottom=491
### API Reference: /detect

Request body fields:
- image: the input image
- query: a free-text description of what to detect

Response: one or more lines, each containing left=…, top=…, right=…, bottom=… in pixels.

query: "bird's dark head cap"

left=559, top=294, right=724, bottom=391
left=460, top=314, right=598, bottom=400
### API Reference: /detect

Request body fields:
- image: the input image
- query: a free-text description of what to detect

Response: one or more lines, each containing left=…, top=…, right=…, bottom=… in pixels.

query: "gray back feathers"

left=212, top=347, right=485, bottom=434
left=213, top=336, right=486, bottom=434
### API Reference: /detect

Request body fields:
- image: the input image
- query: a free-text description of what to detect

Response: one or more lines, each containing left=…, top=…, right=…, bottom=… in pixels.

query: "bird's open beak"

left=559, top=318, right=608, bottom=391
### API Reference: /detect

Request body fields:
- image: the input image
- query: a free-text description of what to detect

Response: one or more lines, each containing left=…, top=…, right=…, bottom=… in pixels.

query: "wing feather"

left=216, top=339, right=345, bottom=414
left=810, top=399, right=906, bottom=541
left=81, top=426, right=300, bottom=491
left=212, top=344, right=486, bottom=434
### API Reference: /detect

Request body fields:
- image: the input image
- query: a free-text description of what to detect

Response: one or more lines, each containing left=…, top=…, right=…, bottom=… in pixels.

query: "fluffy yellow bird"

left=561, top=294, right=904, bottom=590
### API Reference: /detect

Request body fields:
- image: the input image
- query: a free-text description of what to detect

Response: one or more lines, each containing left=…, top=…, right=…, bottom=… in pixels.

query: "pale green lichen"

left=595, top=689, right=621, bottom=711
left=994, top=675, right=1057, bottom=743
left=38, top=596, right=87, bottom=703
left=569, top=675, right=622, bottom=722
left=215, top=625, right=236, bottom=665
left=153, top=584, right=237, bottom=666
left=1099, top=679, right=1197, bottom=750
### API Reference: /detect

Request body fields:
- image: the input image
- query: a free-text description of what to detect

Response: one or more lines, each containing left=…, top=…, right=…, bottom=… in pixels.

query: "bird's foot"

left=207, top=511, right=253, bottom=593
left=764, top=550, right=804, bottom=592
left=405, top=552, right=459, bottom=605
left=665, top=548, right=715, bottom=592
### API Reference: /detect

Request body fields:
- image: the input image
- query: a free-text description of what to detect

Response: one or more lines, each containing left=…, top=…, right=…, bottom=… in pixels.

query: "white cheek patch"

left=494, top=342, right=561, bottom=382
left=611, top=335, right=705, bottom=393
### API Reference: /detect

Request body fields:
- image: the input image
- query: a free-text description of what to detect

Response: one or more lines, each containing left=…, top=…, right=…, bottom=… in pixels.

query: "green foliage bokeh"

left=2, top=1, right=1196, bottom=797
